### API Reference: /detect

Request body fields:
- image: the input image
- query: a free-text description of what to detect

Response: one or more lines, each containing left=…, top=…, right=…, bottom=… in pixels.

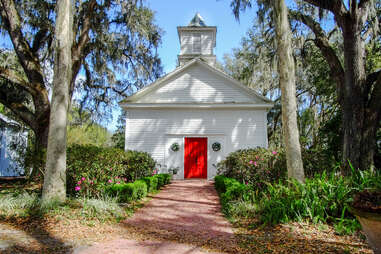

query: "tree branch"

left=0, top=0, right=44, bottom=84
left=31, top=28, right=50, bottom=53
left=302, top=0, right=347, bottom=18
left=290, top=10, right=345, bottom=104
left=0, top=67, right=35, bottom=95
left=70, top=0, right=97, bottom=99
left=0, top=0, right=50, bottom=113
left=0, top=92, right=36, bottom=129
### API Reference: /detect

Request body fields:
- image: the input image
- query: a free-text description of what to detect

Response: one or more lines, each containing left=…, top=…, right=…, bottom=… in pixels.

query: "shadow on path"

left=77, top=180, right=238, bottom=254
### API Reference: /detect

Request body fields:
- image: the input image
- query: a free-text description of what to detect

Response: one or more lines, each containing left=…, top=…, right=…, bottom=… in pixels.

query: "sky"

left=146, top=0, right=258, bottom=74
left=108, top=0, right=259, bottom=132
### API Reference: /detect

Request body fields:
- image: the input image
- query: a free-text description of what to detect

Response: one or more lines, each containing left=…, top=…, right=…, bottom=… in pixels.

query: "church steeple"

left=189, top=12, right=206, bottom=27
left=177, top=13, right=217, bottom=66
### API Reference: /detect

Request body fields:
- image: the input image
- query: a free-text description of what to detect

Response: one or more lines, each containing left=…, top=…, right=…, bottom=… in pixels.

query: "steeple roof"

left=188, top=13, right=206, bottom=27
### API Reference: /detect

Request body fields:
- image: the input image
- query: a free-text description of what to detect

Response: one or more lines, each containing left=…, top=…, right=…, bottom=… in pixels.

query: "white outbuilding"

left=120, top=13, right=273, bottom=180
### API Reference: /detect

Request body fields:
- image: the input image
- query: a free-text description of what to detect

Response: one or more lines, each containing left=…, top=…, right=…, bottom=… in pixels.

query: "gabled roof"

left=119, top=58, right=273, bottom=108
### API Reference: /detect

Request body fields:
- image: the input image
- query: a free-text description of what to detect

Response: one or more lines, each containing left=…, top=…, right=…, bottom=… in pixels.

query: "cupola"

left=177, top=13, right=217, bottom=66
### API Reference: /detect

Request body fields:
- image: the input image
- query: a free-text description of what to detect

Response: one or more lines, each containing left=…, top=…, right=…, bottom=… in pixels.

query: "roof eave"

left=120, top=103, right=274, bottom=110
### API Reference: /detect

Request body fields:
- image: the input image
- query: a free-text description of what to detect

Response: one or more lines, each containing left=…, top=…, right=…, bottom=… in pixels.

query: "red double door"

left=184, top=137, right=207, bottom=179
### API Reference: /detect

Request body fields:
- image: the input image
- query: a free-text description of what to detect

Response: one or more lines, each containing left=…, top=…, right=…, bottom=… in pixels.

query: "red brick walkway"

left=76, top=180, right=237, bottom=254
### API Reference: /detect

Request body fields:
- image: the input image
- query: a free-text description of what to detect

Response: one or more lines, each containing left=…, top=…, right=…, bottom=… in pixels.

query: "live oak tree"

left=289, top=0, right=381, bottom=172
left=0, top=0, right=162, bottom=173
left=228, top=0, right=381, bottom=173
left=42, top=0, right=73, bottom=203
left=230, top=0, right=306, bottom=182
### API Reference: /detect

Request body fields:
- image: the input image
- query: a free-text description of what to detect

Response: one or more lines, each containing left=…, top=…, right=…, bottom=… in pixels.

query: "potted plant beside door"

left=350, top=190, right=381, bottom=254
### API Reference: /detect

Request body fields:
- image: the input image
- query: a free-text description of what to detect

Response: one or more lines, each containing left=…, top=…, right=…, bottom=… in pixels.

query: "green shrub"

left=214, top=175, right=226, bottom=193
left=162, top=173, right=172, bottom=185
left=154, top=174, right=165, bottom=189
left=215, top=175, right=241, bottom=194
left=134, top=180, right=148, bottom=200
left=215, top=175, right=252, bottom=215
left=66, top=145, right=156, bottom=197
left=302, top=148, right=338, bottom=177
left=216, top=147, right=286, bottom=191
left=106, top=180, right=148, bottom=203
left=141, top=176, right=159, bottom=192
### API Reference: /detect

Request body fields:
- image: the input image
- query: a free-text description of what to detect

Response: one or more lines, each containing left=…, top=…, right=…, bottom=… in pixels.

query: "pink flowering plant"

left=216, top=147, right=286, bottom=192
left=67, top=145, right=156, bottom=197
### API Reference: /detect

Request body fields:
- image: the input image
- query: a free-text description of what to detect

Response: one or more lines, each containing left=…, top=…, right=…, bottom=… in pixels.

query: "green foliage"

left=214, top=175, right=252, bottom=215
left=106, top=174, right=171, bottom=203
left=67, top=124, right=111, bottom=147
left=67, top=105, right=112, bottom=147
left=0, top=192, right=38, bottom=217
left=106, top=180, right=148, bottom=203
left=161, top=173, right=172, bottom=185
left=302, top=148, right=339, bottom=177
left=215, top=170, right=381, bottom=235
left=111, top=110, right=126, bottom=149
left=67, top=145, right=156, bottom=198
left=154, top=174, right=166, bottom=188
left=0, top=191, right=126, bottom=222
left=216, top=148, right=286, bottom=191
left=77, top=197, right=125, bottom=222
left=141, top=176, right=159, bottom=193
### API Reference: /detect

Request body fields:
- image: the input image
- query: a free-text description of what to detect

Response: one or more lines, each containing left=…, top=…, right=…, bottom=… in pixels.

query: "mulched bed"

left=234, top=220, right=372, bottom=254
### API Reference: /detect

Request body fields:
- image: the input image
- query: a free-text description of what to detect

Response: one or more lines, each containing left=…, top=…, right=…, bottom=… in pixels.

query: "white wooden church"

left=120, top=13, right=273, bottom=180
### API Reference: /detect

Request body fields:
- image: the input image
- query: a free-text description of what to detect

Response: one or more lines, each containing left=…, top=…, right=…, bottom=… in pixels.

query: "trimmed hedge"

left=154, top=173, right=172, bottom=189
left=106, top=180, right=147, bottom=203
left=162, top=173, right=172, bottom=185
left=214, top=175, right=251, bottom=214
left=141, top=176, right=158, bottom=193
left=107, top=174, right=172, bottom=203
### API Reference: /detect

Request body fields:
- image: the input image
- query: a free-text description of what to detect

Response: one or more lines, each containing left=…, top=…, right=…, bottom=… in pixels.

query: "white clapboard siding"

left=180, top=32, right=192, bottom=54
left=135, top=63, right=257, bottom=103
left=201, top=32, right=214, bottom=55
left=125, top=108, right=268, bottom=179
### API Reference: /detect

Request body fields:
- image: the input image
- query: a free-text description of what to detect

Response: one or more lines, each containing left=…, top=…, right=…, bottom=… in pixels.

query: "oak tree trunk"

left=340, top=14, right=378, bottom=172
left=31, top=123, right=49, bottom=177
left=41, top=0, right=73, bottom=203
left=273, top=0, right=305, bottom=182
